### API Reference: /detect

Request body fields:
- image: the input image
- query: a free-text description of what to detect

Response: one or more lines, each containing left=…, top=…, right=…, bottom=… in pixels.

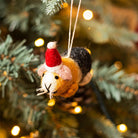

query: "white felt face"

left=41, top=72, right=59, bottom=96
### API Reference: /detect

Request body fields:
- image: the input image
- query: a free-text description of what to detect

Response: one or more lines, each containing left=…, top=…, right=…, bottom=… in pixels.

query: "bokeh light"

left=11, top=125, right=20, bottom=136
left=117, top=124, right=127, bottom=133
left=48, top=99, right=56, bottom=106
left=74, top=106, right=82, bottom=114
left=83, top=10, right=94, bottom=20
left=114, top=61, right=123, bottom=69
left=34, top=38, right=44, bottom=47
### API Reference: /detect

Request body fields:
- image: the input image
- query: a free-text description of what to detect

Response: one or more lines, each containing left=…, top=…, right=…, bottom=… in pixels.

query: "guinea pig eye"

left=55, top=75, right=59, bottom=79
left=42, top=73, right=45, bottom=77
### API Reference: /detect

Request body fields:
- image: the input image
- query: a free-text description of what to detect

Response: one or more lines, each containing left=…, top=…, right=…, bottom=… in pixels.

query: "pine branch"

left=1, top=64, right=78, bottom=137
left=0, top=0, right=6, bottom=17
left=3, top=0, right=62, bottom=35
left=87, top=110, right=123, bottom=138
left=110, top=0, right=138, bottom=11
left=92, top=61, right=138, bottom=102
left=5, top=86, right=79, bottom=137
left=4, top=0, right=43, bottom=32
left=4, top=0, right=35, bottom=32
left=33, top=14, right=61, bottom=37
left=0, top=34, right=38, bottom=97
left=80, top=20, right=138, bottom=47
left=5, top=12, right=29, bottom=32
left=41, top=0, right=67, bottom=15
left=3, top=0, right=138, bottom=44
left=91, top=80, right=115, bottom=124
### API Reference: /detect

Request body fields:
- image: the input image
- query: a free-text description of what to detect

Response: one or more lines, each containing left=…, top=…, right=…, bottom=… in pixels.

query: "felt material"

left=45, top=48, right=62, bottom=67
left=61, top=83, right=78, bottom=98
left=37, top=64, right=47, bottom=77
left=45, top=64, right=62, bottom=72
left=79, top=71, right=93, bottom=86
left=63, top=47, right=92, bottom=78
left=54, top=57, right=82, bottom=97
left=37, top=46, right=92, bottom=98
left=39, top=57, right=82, bottom=98
left=47, top=41, right=57, bottom=49
left=56, top=64, right=72, bottom=80
left=38, top=63, right=72, bottom=80
left=41, top=72, right=57, bottom=99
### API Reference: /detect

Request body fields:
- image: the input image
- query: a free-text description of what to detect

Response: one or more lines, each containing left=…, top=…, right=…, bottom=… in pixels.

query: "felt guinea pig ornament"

left=37, top=42, right=92, bottom=99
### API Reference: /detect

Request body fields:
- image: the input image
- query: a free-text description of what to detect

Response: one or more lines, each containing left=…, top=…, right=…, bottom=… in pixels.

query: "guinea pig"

left=37, top=42, right=92, bottom=99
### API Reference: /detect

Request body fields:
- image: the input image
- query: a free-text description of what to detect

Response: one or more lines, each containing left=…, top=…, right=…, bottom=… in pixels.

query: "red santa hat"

left=38, top=41, right=72, bottom=80
left=45, top=42, right=62, bottom=70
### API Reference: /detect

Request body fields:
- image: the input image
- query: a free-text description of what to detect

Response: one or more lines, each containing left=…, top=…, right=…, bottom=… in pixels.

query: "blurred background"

left=0, top=0, right=138, bottom=137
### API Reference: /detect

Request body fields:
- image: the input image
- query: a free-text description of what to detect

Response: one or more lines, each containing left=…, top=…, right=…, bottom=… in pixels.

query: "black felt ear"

left=63, top=47, right=92, bottom=78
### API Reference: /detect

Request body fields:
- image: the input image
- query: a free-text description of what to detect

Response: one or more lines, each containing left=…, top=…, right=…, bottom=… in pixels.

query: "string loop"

left=67, top=0, right=82, bottom=57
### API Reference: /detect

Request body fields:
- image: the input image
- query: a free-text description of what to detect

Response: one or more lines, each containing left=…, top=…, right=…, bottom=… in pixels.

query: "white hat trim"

left=47, top=41, right=57, bottom=49
left=44, top=63, right=62, bottom=72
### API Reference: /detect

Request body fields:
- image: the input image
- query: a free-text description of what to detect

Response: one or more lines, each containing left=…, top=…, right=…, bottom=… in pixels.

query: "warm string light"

left=23, top=93, right=28, bottom=98
left=62, top=2, right=68, bottom=8
left=134, top=90, right=138, bottom=95
left=83, top=10, right=94, bottom=21
left=114, top=61, right=123, bottom=69
left=85, top=48, right=91, bottom=55
left=47, top=99, right=56, bottom=106
left=74, top=106, right=82, bottom=114
left=88, top=27, right=91, bottom=30
left=0, top=129, right=7, bottom=138
left=20, top=131, right=39, bottom=138
left=90, top=69, right=94, bottom=76
left=34, top=38, right=45, bottom=47
left=30, top=131, right=39, bottom=138
left=117, top=124, right=127, bottom=133
left=71, top=102, right=78, bottom=107
left=11, top=125, right=20, bottom=136
left=116, top=84, right=138, bottom=95
left=3, top=71, right=7, bottom=76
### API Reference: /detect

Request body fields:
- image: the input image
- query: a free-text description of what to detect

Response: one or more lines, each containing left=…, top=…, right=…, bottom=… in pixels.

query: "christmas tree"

left=0, top=0, right=138, bottom=137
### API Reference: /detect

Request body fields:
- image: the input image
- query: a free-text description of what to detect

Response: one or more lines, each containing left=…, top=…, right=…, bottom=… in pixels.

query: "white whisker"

left=49, top=91, right=53, bottom=99
left=36, top=88, right=44, bottom=92
left=36, top=87, right=47, bottom=96
left=37, top=91, right=47, bottom=96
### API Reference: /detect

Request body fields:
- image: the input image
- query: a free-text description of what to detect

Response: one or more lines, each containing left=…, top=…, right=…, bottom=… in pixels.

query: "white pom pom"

left=47, top=41, right=57, bottom=49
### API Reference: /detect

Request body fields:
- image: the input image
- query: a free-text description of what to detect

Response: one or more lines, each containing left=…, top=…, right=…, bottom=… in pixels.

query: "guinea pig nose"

left=45, top=84, right=51, bottom=93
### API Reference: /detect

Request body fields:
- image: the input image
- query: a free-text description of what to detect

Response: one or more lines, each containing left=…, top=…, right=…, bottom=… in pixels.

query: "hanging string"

left=67, top=0, right=82, bottom=57
left=67, top=0, right=73, bottom=54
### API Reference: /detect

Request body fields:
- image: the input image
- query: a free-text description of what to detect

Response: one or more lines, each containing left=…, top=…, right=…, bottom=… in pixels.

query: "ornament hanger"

left=67, top=0, right=82, bottom=57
